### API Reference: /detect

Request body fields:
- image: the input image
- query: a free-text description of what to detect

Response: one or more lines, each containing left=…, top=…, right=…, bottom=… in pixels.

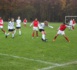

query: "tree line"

left=0, top=0, right=77, bottom=22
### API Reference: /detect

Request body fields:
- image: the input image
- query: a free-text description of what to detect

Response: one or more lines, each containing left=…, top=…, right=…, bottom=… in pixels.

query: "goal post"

left=65, top=16, right=77, bottom=23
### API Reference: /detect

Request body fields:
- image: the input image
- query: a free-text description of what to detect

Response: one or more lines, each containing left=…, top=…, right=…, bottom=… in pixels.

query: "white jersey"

left=38, top=23, right=53, bottom=29
left=69, top=20, right=73, bottom=26
left=16, top=19, right=21, bottom=27
left=38, top=23, right=45, bottom=29
left=8, top=21, right=14, bottom=29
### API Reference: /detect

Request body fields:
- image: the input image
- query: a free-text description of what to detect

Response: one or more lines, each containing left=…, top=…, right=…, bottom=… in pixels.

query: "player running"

left=14, top=16, right=22, bottom=35
left=30, top=18, right=39, bottom=38
left=38, top=21, right=53, bottom=42
left=72, top=19, right=76, bottom=29
left=69, top=19, right=76, bottom=30
left=0, top=17, right=6, bottom=35
left=53, top=22, right=70, bottom=42
left=6, top=18, right=15, bottom=38
left=23, top=18, right=27, bottom=27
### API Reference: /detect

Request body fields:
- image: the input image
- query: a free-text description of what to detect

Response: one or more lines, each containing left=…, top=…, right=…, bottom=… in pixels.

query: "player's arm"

left=66, top=25, right=71, bottom=28
left=30, top=22, right=33, bottom=27
left=57, top=27, right=60, bottom=30
left=48, top=25, right=53, bottom=28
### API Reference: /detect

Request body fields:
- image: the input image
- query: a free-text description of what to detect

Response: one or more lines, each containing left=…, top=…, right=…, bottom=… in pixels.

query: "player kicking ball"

left=38, top=21, right=53, bottom=42
left=6, top=18, right=15, bottom=38
left=53, top=22, right=70, bottom=42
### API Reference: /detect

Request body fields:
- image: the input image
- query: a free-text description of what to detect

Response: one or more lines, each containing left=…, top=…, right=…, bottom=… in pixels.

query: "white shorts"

left=73, top=24, right=76, bottom=26
left=0, top=26, right=3, bottom=28
left=57, top=30, right=65, bottom=35
left=24, top=22, right=27, bottom=24
left=33, top=27, right=38, bottom=31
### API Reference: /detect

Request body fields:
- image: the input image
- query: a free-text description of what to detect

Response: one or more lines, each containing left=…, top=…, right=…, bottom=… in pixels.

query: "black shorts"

left=39, top=29, right=44, bottom=32
left=16, top=27, right=21, bottom=29
left=8, top=29, right=14, bottom=32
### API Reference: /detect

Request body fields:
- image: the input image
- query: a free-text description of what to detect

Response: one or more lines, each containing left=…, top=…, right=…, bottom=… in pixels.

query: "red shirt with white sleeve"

left=59, top=24, right=67, bottom=31
left=23, top=19, right=27, bottom=23
left=0, top=19, right=3, bottom=26
left=32, top=20, right=39, bottom=27
left=72, top=20, right=76, bottom=24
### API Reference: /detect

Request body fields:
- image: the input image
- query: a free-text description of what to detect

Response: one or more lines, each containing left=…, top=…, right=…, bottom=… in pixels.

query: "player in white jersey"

left=38, top=21, right=53, bottom=42
left=6, top=18, right=15, bottom=38
left=14, top=16, right=22, bottom=35
left=69, top=19, right=73, bottom=30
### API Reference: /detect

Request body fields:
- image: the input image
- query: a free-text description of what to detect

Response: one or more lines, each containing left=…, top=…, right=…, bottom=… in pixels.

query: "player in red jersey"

left=30, top=18, right=39, bottom=38
left=23, top=18, right=27, bottom=27
left=69, top=19, right=76, bottom=30
left=72, top=19, right=76, bottom=30
left=53, top=22, right=70, bottom=42
left=0, top=17, right=6, bottom=35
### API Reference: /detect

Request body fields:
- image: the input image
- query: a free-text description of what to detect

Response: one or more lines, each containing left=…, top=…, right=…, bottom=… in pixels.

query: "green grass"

left=0, top=22, right=77, bottom=70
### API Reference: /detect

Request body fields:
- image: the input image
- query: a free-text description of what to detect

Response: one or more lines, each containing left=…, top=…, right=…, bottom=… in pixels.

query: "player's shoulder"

left=9, top=21, right=11, bottom=23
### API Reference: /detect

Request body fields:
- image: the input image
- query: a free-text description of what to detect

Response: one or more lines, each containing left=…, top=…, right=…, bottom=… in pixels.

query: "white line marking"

left=1, top=53, right=77, bottom=70
left=0, top=53, right=59, bottom=65
left=38, top=61, right=77, bottom=70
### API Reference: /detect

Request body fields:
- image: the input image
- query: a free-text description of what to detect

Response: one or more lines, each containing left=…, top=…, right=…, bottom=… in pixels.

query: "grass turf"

left=0, top=22, right=77, bottom=70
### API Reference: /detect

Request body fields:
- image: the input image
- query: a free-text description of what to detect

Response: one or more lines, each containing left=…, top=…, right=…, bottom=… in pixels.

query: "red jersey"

left=23, top=19, right=27, bottom=23
left=0, top=19, right=3, bottom=26
left=72, top=20, right=76, bottom=24
left=59, top=24, right=67, bottom=31
left=32, top=20, right=39, bottom=27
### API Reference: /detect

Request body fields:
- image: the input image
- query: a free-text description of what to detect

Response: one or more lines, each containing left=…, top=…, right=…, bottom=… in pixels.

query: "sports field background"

left=0, top=22, right=77, bottom=70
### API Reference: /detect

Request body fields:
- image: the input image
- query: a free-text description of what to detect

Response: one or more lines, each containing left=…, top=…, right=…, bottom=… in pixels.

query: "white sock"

left=42, top=34, right=45, bottom=40
left=14, top=30, right=16, bottom=34
left=7, top=33, right=10, bottom=36
left=5, top=32, right=7, bottom=35
left=19, top=30, right=21, bottom=35
left=12, top=34, right=14, bottom=38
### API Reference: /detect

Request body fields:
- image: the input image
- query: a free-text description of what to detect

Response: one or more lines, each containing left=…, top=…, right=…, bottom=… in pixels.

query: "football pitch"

left=0, top=22, right=77, bottom=70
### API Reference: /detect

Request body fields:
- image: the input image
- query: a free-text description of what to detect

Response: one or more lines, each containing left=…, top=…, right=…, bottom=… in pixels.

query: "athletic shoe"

left=5, top=35, right=7, bottom=38
left=53, top=39, right=55, bottom=42
left=41, top=38, right=47, bottom=42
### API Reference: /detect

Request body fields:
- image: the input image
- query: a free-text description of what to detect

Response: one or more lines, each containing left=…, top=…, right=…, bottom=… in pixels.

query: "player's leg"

left=72, top=24, right=76, bottom=30
left=1, top=28, right=6, bottom=34
left=62, top=31, right=70, bottom=42
left=1, top=28, right=5, bottom=33
left=72, top=26, right=74, bottom=30
left=41, top=31, right=47, bottom=41
left=53, top=34, right=59, bottom=41
left=32, top=30, right=35, bottom=38
left=12, top=31, right=14, bottom=38
left=6, top=32, right=11, bottom=38
left=63, top=34, right=70, bottom=42
left=32, top=27, right=36, bottom=38
left=53, top=30, right=60, bottom=41
left=24, top=24, right=26, bottom=27
left=68, top=25, right=72, bottom=30
left=24, top=23, right=26, bottom=27
left=36, top=27, right=38, bottom=37
left=19, top=28, right=21, bottom=35
left=14, top=28, right=16, bottom=34
left=36, top=31, right=38, bottom=37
